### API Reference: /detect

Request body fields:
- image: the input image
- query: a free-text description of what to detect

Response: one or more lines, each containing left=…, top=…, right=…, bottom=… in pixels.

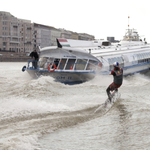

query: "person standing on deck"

left=30, top=50, right=39, bottom=69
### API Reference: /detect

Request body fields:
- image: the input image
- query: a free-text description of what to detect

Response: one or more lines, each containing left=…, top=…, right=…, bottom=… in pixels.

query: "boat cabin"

left=123, top=29, right=140, bottom=41
left=38, top=56, right=100, bottom=72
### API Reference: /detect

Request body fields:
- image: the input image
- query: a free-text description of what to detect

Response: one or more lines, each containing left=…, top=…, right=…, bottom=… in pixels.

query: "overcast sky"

left=2, top=0, right=150, bottom=41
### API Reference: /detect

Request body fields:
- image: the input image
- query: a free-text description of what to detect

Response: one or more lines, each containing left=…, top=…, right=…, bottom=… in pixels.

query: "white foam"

left=1, top=62, right=150, bottom=149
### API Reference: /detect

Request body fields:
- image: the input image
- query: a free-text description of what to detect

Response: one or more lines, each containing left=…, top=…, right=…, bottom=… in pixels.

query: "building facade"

left=59, top=28, right=72, bottom=39
left=78, top=33, right=95, bottom=41
left=0, top=11, right=33, bottom=53
left=33, top=23, right=51, bottom=50
left=0, top=11, right=95, bottom=54
left=33, top=23, right=62, bottom=48
left=49, top=27, right=61, bottom=46
left=70, top=31, right=79, bottom=40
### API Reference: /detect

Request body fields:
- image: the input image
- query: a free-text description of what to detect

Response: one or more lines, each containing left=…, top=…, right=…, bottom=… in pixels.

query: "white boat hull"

left=27, top=69, right=95, bottom=84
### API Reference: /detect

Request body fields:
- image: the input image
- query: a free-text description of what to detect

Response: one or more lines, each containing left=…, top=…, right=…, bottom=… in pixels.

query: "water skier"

left=106, top=62, right=123, bottom=102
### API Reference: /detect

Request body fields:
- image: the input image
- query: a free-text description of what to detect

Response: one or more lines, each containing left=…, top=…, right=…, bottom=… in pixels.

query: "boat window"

left=86, top=60, right=98, bottom=70
left=120, top=57, right=124, bottom=63
left=139, top=54, right=141, bottom=59
left=54, top=58, right=60, bottom=68
left=48, top=58, right=55, bottom=63
left=119, top=57, right=124, bottom=68
left=142, top=54, right=145, bottom=62
left=39, top=57, right=49, bottom=68
left=145, top=53, right=148, bottom=62
left=119, top=57, right=122, bottom=63
left=108, top=58, right=114, bottom=70
left=120, top=57, right=123, bottom=63
left=109, top=57, right=124, bottom=70
left=139, top=54, right=142, bottom=60
left=59, top=58, right=67, bottom=70
left=142, top=53, right=145, bottom=59
left=148, top=53, right=150, bottom=62
left=111, top=58, right=116, bottom=64
left=65, top=59, right=76, bottom=70
left=109, top=58, right=112, bottom=64
left=76, top=59, right=87, bottom=70
left=39, top=57, right=47, bottom=62
left=139, top=54, right=143, bottom=63
left=117, top=57, right=121, bottom=64
left=116, top=57, right=119, bottom=62
left=144, top=53, right=147, bottom=62
left=144, top=53, right=148, bottom=62
left=139, top=54, right=142, bottom=59
left=109, top=58, right=113, bottom=65
left=145, top=53, right=148, bottom=59
left=46, top=58, right=55, bottom=69
left=108, top=58, right=112, bottom=65
left=102, top=42, right=111, bottom=46
left=114, top=57, right=118, bottom=62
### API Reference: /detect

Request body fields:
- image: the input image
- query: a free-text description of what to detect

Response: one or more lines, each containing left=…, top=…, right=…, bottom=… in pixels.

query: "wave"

left=1, top=63, right=150, bottom=149
left=0, top=97, right=122, bottom=150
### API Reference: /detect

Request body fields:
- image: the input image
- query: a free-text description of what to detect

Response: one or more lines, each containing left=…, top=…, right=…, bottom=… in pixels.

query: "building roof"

left=0, top=11, right=13, bottom=17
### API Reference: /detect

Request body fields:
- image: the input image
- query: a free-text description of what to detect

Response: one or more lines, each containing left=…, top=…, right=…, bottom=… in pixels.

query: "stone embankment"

left=0, top=51, right=30, bottom=62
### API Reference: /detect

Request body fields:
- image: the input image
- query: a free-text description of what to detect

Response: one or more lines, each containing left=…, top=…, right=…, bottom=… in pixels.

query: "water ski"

left=104, top=91, right=121, bottom=107
left=94, top=91, right=121, bottom=114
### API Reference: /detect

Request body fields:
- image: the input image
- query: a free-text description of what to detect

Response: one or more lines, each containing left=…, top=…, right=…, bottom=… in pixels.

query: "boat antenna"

left=128, top=16, right=130, bottom=29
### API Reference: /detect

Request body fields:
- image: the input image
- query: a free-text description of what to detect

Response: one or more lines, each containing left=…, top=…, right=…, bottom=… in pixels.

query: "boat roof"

left=40, top=28, right=149, bottom=60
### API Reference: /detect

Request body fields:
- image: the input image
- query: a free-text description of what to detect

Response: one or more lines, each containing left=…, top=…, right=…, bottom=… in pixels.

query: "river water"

left=0, top=62, right=150, bottom=150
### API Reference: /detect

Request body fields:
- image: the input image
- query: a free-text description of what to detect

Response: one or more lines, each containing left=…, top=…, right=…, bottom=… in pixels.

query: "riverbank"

left=0, top=51, right=29, bottom=62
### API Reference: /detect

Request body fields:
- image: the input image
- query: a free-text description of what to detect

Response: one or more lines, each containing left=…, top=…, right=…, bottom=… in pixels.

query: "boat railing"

left=27, top=59, right=39, bottom=69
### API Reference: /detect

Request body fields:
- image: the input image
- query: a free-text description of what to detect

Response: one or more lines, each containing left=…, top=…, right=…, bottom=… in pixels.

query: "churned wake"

left=1, top=62, right=150, bottom=150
